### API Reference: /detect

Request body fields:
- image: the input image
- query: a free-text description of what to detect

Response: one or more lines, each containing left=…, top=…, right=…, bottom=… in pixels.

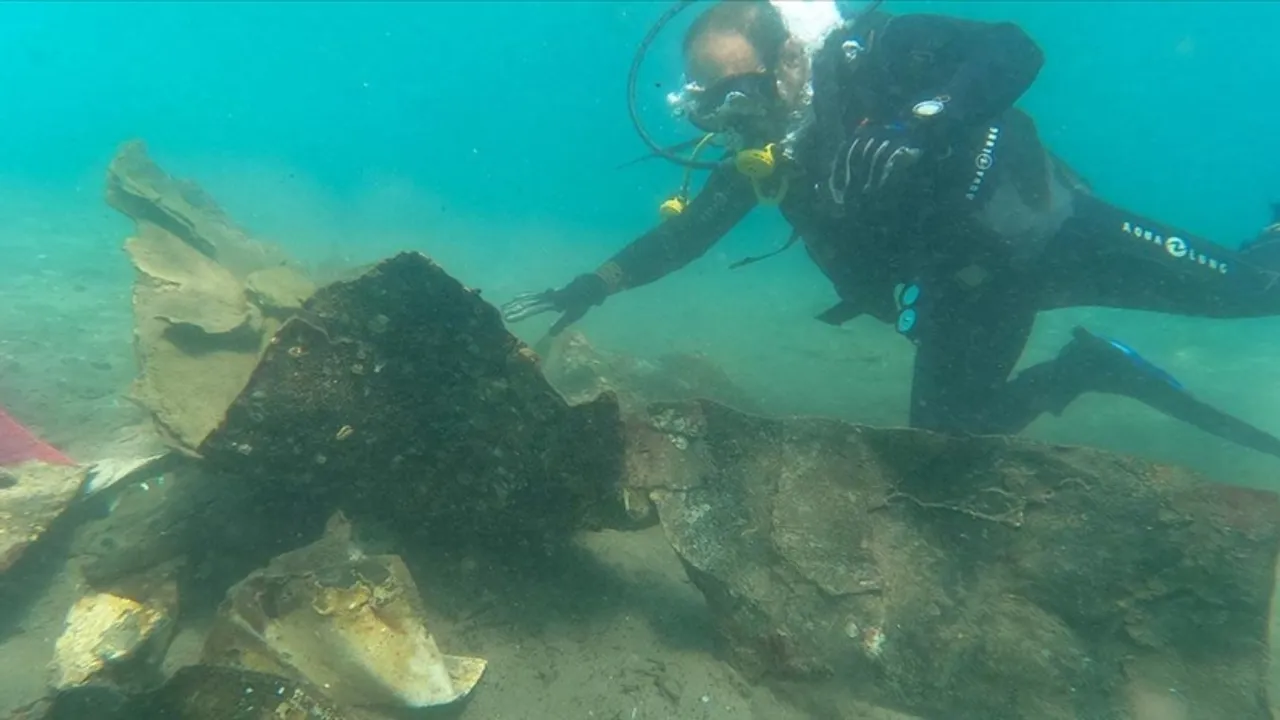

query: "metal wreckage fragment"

left=196, top=251, right=628, bottom=543
left=106, top=139, right=315, bottom=454
left=624, top=400, right=1280, bottom=719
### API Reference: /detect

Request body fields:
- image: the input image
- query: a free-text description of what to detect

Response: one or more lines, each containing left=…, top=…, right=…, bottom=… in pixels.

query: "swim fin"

left=1042, top=326, right=1280, bottom=460
left=1237, top=202, right=1280, bottom=270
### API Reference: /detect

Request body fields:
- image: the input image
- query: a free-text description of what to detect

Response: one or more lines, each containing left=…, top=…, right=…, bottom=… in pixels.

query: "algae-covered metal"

left=199, top=252, right=626, bottom=542
left=626, top=399, right=1280, bottom=720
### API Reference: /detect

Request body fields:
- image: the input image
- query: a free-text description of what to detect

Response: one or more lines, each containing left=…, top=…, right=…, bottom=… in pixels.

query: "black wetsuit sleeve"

left=593, top=165, right=757, bottom=294
left=875, top=13, right=1045, bottom=132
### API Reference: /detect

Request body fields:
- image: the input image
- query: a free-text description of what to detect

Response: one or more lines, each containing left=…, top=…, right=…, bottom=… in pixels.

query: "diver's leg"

left=1039, top=192, right=1280, bottom=317
left=906, top=281, right=1037, bottom=433
left=1006, top=192, right=1280, bottom=458
left=905, top=286, right=1280, bottom=459
left=995, top=326, right=1280, bottom=459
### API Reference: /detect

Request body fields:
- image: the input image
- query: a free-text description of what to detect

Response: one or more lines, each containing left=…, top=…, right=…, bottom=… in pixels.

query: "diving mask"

left=669, top=72, right=782, bottom=134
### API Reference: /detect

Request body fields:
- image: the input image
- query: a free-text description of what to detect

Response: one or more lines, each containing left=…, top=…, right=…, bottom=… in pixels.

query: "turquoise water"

left=2, top=2, right=1279, bottom=473
left=2, top=2, right=1280, bottom=717
left=4, top=1, right=1280, bottom=482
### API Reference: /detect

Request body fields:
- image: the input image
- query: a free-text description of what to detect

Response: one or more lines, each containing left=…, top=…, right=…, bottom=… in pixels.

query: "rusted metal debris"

left=624, top=399, right=1280, bottom=720
left=198, top=252, right=627, bottom=544
left=105, top=140, right=315, bottom=452
left=105, top=140, right=291, bottom=280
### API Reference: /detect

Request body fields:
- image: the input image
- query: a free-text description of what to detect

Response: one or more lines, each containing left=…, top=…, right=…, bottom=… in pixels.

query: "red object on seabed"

left=0, top=405, right=75, bottom=466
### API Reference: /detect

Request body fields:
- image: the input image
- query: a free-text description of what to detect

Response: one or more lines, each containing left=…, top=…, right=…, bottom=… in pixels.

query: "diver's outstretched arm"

left=500, top=163, right=757, bottom=336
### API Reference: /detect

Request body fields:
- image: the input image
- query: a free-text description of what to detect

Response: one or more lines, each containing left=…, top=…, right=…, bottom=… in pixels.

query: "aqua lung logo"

left=1121, top=222, right=1228, bottom=274
left=965, top=127, right=999, bottom=201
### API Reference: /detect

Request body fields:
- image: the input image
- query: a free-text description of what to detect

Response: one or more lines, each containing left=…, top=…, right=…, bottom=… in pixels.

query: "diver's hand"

left=500, top=273, right=609, bottom=336
left=827, top=124, right=923, bottom=205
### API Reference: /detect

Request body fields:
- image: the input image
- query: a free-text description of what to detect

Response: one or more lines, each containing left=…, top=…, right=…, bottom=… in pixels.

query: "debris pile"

left=5, top=141, right=1280, bottom=720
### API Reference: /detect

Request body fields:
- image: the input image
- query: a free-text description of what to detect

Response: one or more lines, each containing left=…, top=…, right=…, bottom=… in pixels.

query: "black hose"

left=613, top=136, right=705, bottom=171
left=626, top=1, right=723, bottom=170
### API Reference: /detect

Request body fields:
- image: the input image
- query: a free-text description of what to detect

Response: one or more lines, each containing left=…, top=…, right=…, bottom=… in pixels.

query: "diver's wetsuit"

left=576, top=11, right=1280, bottom=457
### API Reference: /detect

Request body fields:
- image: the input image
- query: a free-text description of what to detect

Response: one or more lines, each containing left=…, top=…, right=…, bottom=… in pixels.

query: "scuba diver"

left=500, top=0, right=1280, bottom=459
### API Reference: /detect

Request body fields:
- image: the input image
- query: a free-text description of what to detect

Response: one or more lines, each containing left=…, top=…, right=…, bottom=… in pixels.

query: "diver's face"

left=686, top=31, right=765, bottom=88
left=683, top=31, right=789, bottom=139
